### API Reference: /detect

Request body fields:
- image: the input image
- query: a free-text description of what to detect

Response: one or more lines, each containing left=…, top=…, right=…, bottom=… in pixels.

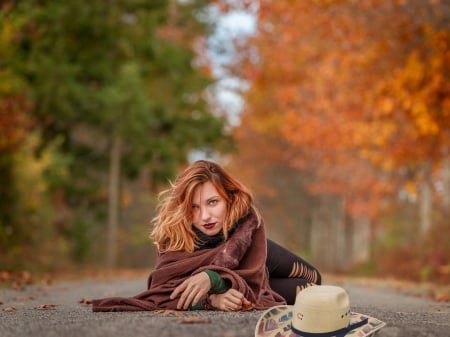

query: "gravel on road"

left=0, top=276, right=449, bottom=337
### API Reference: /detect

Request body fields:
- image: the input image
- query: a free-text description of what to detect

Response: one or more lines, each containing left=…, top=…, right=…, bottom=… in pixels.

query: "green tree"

left=2, top=0, right=230, bottom=269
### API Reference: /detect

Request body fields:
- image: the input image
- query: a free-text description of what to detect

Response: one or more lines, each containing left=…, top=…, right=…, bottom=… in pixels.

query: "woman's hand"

left=208, top=289, right=251, bottom=311
left=170, top=272, right=211, bottom=310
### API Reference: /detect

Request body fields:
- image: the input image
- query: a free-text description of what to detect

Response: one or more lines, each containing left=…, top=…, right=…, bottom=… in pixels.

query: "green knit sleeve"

left=204, top=269, right=230, bottom=294
left=189, top=270, right=231, bottom=310
left=190, top=301, right=203, bottom=310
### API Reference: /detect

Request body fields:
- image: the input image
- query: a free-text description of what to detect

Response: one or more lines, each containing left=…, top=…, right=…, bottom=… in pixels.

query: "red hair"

left=150, top=160, right=260, bottom=252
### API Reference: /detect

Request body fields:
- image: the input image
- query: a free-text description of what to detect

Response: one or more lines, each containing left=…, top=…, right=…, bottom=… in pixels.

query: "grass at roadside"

left=0, top=268, right=150, bottom=290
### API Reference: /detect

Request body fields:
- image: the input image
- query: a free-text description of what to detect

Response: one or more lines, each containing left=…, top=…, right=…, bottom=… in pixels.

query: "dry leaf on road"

left=79, top=298, right=92, bottom=305
left=36, top=304, right=57, bottom=310
left=155, top=309, right=184, bottom=317
left=3, top=307, right=16, bottom=312
left=242, top=302, right=255, bottom=311
left=15, top=295, right=35, bottom=301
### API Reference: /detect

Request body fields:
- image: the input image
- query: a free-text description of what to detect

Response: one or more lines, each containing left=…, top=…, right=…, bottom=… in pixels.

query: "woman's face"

left=191, top=181, right=227, bottom=236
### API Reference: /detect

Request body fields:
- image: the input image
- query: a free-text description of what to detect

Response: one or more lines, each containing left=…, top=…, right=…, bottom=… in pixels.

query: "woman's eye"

left=209, top=199, right=218, bottom=206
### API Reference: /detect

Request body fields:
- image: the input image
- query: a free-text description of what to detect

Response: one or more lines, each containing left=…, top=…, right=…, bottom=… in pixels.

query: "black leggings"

left=266, top=239, right=322, bottom=304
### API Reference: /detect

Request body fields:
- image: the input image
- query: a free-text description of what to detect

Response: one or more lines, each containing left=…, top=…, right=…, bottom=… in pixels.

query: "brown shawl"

left=92, top=211, right=285, bottom=311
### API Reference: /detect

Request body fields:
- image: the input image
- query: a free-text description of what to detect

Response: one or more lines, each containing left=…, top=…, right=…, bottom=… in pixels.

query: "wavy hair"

left=150, top=160, right=261, bottom=253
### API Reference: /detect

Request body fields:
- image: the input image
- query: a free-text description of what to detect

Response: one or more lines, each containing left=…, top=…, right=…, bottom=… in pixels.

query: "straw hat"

left=255, top=285, right=385, bottom=337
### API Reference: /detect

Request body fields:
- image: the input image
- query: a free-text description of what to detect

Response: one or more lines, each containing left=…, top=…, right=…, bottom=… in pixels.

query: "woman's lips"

left=203, top=223, right=216, bottom=230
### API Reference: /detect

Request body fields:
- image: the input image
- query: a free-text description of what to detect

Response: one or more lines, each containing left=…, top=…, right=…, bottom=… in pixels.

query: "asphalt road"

left=0, top=275, right=449, bottom=337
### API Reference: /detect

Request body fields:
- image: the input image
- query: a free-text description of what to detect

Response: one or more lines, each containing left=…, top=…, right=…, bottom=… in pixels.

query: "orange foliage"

left=232, top=0, right=450, bottom=218
left=0, top=95, right=31, bottom=152
left=372, top=29, right=450, bottom=165
left=227, top=112, right=287, bottom=198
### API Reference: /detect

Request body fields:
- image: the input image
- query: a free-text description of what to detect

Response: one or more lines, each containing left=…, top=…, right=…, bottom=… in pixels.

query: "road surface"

left=0, top=275, right=449, bottom=337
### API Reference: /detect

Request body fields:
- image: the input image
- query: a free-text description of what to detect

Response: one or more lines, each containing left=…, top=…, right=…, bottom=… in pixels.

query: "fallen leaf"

left=0, top=271, right=11, bottom=281
left=434, top=293, right=450, bottom=302
left=0, top=271, right=34, bottom=289
left=19, top=271, right=32, bottom=284
left=178, top=317, right=210, bottom=324
left=11, top=282, right=24, bottom=291
left=242, top=302, right=256, bottom=311
left=79, top=298, right=92, bottom=305
left=15, top=296, right=35, bottom=301
left=155, top=309, right=184, bottom=317
left=3, top=307, right=16, bottom=312
left=36, top=304, right=57, bottom=310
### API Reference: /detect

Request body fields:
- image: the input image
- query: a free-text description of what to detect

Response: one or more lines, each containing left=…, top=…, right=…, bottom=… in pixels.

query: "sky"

left=206, top=7, right=257, bottom=126
left=189, top=7, right=256, bottom=161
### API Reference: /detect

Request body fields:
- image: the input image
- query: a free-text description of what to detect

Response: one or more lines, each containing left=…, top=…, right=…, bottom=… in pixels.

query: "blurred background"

left=0, top=0, right=449, bottom=286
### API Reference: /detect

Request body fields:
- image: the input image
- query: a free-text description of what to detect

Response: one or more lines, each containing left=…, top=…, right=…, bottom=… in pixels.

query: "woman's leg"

left=268, top=278, right=313, bottom=305
left=266, top=239, right=322, bottom=304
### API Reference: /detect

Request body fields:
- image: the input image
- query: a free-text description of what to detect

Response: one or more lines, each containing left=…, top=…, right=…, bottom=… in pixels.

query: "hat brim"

left=254, top=305, right=386, bottom=337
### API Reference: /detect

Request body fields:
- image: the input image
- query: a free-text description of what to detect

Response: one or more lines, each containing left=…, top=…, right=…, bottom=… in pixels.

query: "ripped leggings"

left=266, top=239, right=322, bottom=305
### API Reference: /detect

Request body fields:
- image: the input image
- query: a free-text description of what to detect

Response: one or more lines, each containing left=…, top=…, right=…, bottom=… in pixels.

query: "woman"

left=92, top=160, right=321, bottom=312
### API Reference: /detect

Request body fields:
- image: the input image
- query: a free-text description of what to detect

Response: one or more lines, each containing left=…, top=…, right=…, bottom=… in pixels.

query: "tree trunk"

left=311, top=195, right=347, bottom=271
left=334, top=197, right=347, bottom=271
left=310, top=196, right=329, bottom=270
left=442, top=148, right=450, bottom=211
left=419, top=162, right=432, bottom=234
left=350, top=216, right=371, bottom=265
left=107, top=131, right=122, bottom=268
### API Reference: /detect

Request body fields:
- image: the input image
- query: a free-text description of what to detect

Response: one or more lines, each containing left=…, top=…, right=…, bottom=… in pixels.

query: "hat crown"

left=292, top=285, right=351, bottom=333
